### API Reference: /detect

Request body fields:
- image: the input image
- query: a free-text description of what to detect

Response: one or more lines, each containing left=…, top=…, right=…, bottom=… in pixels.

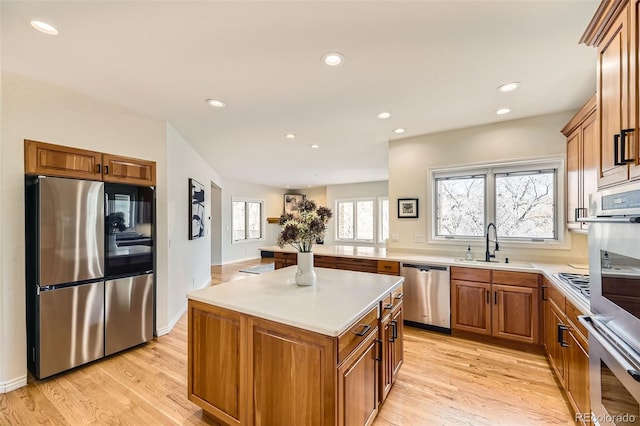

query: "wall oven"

left=580, top=183, right=640, bottom=425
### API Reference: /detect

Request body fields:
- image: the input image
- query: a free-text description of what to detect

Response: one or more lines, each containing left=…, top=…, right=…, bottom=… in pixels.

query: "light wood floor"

left=0, top=258, right=574, bottom=425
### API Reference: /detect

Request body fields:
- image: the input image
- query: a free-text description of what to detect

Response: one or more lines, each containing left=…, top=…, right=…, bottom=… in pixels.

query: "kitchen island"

left=187, top=266, right=404, bottom=426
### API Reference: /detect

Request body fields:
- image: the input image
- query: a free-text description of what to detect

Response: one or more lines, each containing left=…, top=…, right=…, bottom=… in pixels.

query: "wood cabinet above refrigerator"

left=25, top=139, right=156, bottom=186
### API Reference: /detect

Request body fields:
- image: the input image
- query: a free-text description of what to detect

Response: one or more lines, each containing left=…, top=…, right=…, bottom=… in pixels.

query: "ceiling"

left=1, top=1, right=599, bottom=189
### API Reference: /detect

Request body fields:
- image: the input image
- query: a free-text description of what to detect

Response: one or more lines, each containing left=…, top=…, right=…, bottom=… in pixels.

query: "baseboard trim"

left=157, top=304, right=186, bottom=336
left=0, top=375, right=27, bottom=393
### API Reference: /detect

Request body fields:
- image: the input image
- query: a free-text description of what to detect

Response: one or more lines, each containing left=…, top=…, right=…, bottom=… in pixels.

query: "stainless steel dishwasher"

left=401, top=263, right=451, bottom=332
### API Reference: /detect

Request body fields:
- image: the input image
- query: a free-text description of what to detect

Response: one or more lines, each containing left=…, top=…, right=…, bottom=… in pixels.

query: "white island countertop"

left=187, top=266, right=404, bottom=337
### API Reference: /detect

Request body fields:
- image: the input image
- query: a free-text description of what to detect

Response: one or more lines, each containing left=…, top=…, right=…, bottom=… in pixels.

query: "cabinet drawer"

left=391, top=284, right=404, bottom=310
left=566, top=299, right=588, bottom=342
left=492, top=270, right=539, bottom=288
left=338, top=305, right=378, bottom=364
left=314, top=255, right=337, bottom=268
left=274, top=252, right=297, bottom=263
left=377, top=260, right=400, bottom=275
left=546, top=281, right=566, bottom=312
left=450, top=267, right=491, bottom=283
left=336, top=258, right=378, bottom=273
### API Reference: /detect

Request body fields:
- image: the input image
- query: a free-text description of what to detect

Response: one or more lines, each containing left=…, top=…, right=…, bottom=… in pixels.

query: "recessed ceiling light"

left=322, top=52, right=345, bottom=67
left=285, top=133, right=296, bottom=139
left=377, top=112, right=391, bottom=120
left=206, top=99, right=226, bottom=108
left=497, top=82, right=520, bottom=93
left=30, top=20, right=58, bottom=35
left=393, top=128, right=406, bottom=134
left=495, top=107, right=511, bottom=115
left=310, top=144, right=320, bottom=149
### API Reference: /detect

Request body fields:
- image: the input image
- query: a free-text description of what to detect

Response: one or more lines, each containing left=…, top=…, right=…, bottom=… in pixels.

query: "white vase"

left=295, top=252, right=317, bottom=286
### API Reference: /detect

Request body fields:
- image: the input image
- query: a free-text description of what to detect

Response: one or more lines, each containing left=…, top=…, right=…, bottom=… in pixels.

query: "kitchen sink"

left=453, top=258, right=535, bottom=269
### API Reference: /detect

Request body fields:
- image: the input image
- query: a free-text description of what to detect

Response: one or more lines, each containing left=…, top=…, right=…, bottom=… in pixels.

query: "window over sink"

left=432, top=159, right=564, bottom=245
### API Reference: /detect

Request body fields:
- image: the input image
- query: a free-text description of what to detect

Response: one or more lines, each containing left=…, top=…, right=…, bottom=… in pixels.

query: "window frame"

left=429, top=158, right=566, bottom=247
left=378, top=197, right=389, bottom=244
left=334, top=197, right=382, bottom=244
left=231, top=197, right=265, bottom=244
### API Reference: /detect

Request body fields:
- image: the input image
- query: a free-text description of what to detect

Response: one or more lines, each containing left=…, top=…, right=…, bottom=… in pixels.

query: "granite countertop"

left=187, top=267, right=404, bottom=337
left=260, top=245, right=591, bottom=314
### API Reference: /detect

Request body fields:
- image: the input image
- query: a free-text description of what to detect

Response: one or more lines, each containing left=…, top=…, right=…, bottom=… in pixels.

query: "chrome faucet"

left=485, top=223, right=499, bottom=262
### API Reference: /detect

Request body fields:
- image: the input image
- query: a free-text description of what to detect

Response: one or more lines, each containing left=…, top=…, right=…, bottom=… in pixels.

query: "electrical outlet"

left=414, top=234, right=424, bottom=243
left=391, top=233, right=399, bottom=242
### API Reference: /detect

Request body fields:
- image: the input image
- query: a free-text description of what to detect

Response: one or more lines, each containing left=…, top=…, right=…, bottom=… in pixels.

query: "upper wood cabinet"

left=102, top=153, right=156, bottom=186
left=562, top=95, right=598, bottom=231
left=581, top=0, right=640, bottom=188
left=25, top=139, right=102, bottom=180
left=25, top=140, right=156, bottom=186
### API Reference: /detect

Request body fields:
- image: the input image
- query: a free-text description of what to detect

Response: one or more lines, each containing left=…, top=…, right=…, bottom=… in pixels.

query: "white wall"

left=163, top=123, right=222, bottom=332
left=388, top=111, right=589, bottom=263
left=0, top=72, right=225, bottom=391
left=324, top=181, right=388, bottom=245
left=221, top=179, right=286, bottom=262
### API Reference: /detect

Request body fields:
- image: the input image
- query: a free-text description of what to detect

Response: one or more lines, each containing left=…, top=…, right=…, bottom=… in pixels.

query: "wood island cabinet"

left=562, top=95, right=598, bottom=230
left=25, top=140, right=157, bottom=186
left=188, top=276, right=403, bottom=426
left=451, top=267, right=540, bottom=344
left=541, top=277, right=590, bottom=425
left=379, top=286, right=404, bottom=404
left=581, top=0, right=640, bottom=188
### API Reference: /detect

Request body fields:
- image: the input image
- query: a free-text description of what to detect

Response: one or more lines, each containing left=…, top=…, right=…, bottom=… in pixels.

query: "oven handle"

left=579, top=316, right=640, bottom=382
left=578, top=216, right=640, bottom=223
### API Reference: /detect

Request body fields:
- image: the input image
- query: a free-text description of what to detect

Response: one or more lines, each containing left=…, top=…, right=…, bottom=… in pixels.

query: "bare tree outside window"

left=337, top=201, right=354, bottom=239
left=436, top=176, right=485, bottom=237
left=495, top=171, right=555, bottom=238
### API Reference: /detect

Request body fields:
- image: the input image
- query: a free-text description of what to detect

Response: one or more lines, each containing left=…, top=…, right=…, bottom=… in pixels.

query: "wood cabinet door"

left=188, top=302, right=242, bottom=424
left=566, top=128, right=582, bottom=228
left=598, top=6, right=631, bottom=188
left=451, top=280, right=491, bottom=335
left=582, top=111, right=599, bottom=221
left=379, top=314, right=393, bottom=403
left=492, top=284, right=539, bottom=344
left=630, top=0, right=640, bottom=181
left=338, top=330, right=379, bottom=426
left=544, top=299, right=567, bottom=386
left=24, top=140, right=102, bottom=180
left=567, top=330, right=590, bottom=425
left=390, top=305, right=404, bottom=382
left=250, top=318, right=336, bottom=426
left=102, top=153, right=156, bottom=186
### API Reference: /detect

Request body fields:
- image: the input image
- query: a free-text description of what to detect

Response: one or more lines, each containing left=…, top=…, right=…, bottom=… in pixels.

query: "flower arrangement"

left=277, top=199, right=332, bottom=253
left=108, top=212, right=127, bottom=234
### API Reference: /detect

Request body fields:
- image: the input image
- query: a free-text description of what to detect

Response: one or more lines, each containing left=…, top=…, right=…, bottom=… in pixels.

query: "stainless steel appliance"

left=104, top=183, right=155, bottom=356
left=26, top=177, right=156, bottom=379
left=25, top=176, right=105, bottom=379
left=105, top=274, right=154, bottom=356
left=579, top=183, right=640, bottom=425
left=400, top=263, right=451, bottom=332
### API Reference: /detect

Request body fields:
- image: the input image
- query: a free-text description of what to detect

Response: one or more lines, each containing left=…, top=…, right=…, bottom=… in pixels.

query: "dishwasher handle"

left=402, top=263, right=449, bottom=272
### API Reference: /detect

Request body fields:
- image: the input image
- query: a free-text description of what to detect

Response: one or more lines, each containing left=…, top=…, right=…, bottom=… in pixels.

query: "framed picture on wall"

left=284, top=193, right=306, bottom=214
left=189, top=178, right=205, bottom=239
left=398, top=198, right=418, bottom=218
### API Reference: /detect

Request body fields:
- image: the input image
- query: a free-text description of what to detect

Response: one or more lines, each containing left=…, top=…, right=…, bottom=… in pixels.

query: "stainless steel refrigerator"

left=26, top=176, right=105, bottom=379
left=26, top=176, right=155, bottom=379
